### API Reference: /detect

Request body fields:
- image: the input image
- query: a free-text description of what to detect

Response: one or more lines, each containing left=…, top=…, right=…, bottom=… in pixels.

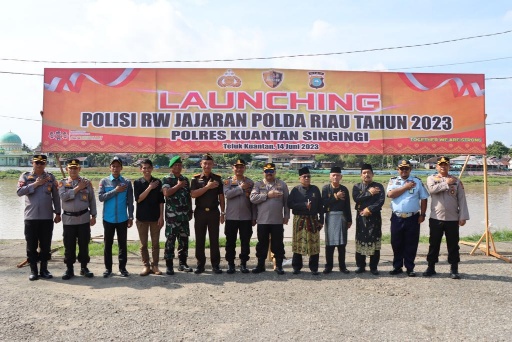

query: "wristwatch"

left=221, top=212, right=225, bottom=215
left=420, top=213, right=426, bottom=217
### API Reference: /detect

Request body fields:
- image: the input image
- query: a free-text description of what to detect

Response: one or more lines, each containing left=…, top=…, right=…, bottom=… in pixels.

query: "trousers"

left=103, top=220, right=128, bottom=270
left=63, top=222, right=91, bottom=266
left=224, top=220, right=253, bottom=263
left=136, top=220, right=161, bottom=266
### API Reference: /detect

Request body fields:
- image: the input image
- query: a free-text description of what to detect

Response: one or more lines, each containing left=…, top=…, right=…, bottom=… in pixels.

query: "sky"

left=1, top=0, right=511, bottom=150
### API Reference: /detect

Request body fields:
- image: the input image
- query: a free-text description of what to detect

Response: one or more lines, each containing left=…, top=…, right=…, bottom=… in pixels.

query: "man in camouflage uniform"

left=161, top=156, right=193, bottom=275
left=58, top=158, right=97, bottom=280
left=17, top=154, right=61, bottom=281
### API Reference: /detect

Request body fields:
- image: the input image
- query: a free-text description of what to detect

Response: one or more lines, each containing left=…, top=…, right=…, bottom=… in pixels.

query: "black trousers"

left=194, top=210, right=220, bottom=268
left=355, top=251, right=380, bottom=270
left=292, top=253, right=319, bottom=272
left=427, top=218, right=460, bottom=265
left=103, top=220, right=128, bottom=270
left=255, top=224, right=285, bottom=261
left=224, top=220, right=253, bottom=263
left=24, top=219, right=54, bottom=264
left=63, top=223, right=91, bottom=266
left=390, top=214, right=420, bottom=271
left=325, top=245, right=347, bottom=269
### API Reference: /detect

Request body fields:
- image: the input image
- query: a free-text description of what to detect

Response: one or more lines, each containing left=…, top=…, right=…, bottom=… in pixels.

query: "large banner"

left=42, top=68, right=486, bottom=154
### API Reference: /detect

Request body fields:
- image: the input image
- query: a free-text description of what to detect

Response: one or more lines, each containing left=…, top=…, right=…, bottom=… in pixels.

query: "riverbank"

left=1, top=239, right=511, bottom=341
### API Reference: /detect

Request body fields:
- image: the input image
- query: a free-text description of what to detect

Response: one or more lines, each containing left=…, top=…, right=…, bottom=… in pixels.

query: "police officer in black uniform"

left=190, top=153, right=225, bottom=274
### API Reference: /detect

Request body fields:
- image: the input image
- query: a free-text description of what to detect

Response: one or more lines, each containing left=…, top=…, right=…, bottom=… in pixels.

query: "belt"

left=63, top=209, right=89, bottom=217
left=393, top=212, right=417, bottom=218
left=195, top=207, right=218, bottom=212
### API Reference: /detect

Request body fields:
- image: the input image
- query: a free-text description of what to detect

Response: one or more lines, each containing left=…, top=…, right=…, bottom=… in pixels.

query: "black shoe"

left=292, top=269, right=301, bottom=275
left=311, top=270, right=319, bottom=275
left=355, top=267, right=366, bottom=274
left=119, top=268, right=129, bottom=277
left=251, top=266, right=265, bottom=274
left=194, top=267, right=205, bottom=274
left=103, top=269, right=112, bottom=278
left=62, top=268, right=75, bottom=280
left=80, top=267, right=94, bottom=278
left=422, top=267, right=437, bottom=277
left=322, top=268, right=333, bottom=274
left=275, top=267, right=285, bottom=275
left=340, top=268, right=350, bottom=274
left=389, top=268, right=403, bottom=275
left=166, top=267, right=175, bottom=275
left=240, top=264, right=250, bottom=274
left=212, top=266, right=223, bottom=274
left=178, top=264, right=192, bottom=272
left=450, top=271, right=461, bottom=280
left=370, top=269, right=379, bottom=275
left=39, top=269, right=53, bottom=279
left=226, top=263, right=236, bottom=274
left=29, top=273, right=39, bottom=281
left=407, top=270, right=416, bottom=277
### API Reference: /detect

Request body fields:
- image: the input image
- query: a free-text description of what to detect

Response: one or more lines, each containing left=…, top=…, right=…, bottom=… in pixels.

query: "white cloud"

left=308, top=20, right=336, bottom=39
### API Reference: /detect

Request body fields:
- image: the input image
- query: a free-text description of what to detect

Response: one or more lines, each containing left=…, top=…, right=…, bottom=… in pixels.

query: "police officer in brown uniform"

left=190, top=153, right=225, bottom=274
left=17, top=154, right=62, bottom=281
left=423, top=156, right=469, bottom=279
left=58, top=159, right=97, bottom=280
left=223, top=159, right=256, bottom=274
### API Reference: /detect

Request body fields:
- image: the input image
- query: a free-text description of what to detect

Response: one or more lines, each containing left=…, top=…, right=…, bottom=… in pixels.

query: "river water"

left=1, top=177, right=510, bottom=241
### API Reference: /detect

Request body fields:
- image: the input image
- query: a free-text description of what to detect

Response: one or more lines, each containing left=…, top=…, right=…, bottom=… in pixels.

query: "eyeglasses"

left=301, top=175, right=311, bottom=179
left=264, top=170, right=275, bottom=174
left=34, top=161, right=46, bottom=165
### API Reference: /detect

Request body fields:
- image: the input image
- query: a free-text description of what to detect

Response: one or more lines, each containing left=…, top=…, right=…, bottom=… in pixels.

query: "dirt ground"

left=1, top=239, right=511, bottom=342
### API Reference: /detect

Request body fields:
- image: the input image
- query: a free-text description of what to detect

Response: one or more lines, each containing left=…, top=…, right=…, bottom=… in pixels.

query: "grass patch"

left=80, top=237, right=257, bottom=257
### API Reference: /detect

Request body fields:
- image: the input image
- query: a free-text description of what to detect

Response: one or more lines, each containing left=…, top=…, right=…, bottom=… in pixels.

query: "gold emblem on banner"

left=217, top=69, right=242, bottom=88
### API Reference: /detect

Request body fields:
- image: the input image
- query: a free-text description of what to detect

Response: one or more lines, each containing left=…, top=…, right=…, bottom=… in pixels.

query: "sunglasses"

left=34, top=161, right=46, bottom=165
left=264, top=170, right=275, bottom=174
left=301, top=175, right=311, bottom=179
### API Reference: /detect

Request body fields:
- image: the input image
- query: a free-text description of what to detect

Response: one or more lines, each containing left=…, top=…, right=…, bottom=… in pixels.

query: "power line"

left=1, top=29, right=511, bottom=64
left=0, top=115, right=41, bottom=121
left=383, top=56, right=512, bottom=71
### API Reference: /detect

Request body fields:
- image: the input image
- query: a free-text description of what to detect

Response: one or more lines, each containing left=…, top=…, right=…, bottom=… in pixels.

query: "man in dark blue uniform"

left=386, top=160, right=429, bottom=277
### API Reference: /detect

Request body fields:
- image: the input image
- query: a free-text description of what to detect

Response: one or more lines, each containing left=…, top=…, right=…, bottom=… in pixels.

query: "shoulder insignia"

left=224, top=179, right=229, bottom=185
left=58, top=181, right=64, bottom=188
left=390, top=176, right=397, bottom=179
left=193, top=173, right=201, bottom=177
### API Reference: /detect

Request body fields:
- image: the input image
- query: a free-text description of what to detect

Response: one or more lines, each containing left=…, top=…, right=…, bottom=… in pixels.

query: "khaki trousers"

left=136, top=220, right=161, bottom=266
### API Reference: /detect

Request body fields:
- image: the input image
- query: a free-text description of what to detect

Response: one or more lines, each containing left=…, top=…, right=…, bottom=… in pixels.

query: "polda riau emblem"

left=309, top=71, right=325, bottom=89
left=262, top=70, right=283, bottom=88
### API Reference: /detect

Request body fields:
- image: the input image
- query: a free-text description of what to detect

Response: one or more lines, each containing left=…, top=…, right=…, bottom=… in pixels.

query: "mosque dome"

left=0, top=131, right=22, bottom=145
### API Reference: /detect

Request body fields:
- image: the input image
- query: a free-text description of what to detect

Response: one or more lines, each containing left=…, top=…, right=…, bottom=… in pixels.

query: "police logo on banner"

left=217, top=69, right=242, bottom=88
left=309, top=71, right=325, bottom=89
left=262, top=70, right=283, bottom=88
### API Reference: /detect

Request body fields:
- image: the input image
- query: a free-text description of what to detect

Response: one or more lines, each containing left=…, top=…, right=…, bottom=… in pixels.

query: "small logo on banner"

left=308, top=71, right=325, bottom=89
left=262, top=70, right=283, bottom=88
left=49, top=131, right=69, bottom=141
left=217, top=69, right=242, bottom=88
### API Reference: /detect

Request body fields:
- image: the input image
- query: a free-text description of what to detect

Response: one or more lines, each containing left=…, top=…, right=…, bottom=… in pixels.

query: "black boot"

left=166, top=259, right=174, bottom=275
left=251, top=259, right=266, bottom=274
left=240, top=261, right=249, bottom=274
left=29, top=263, right=38, bottom=281
left=62, top=266, right=75, bottom=280
left=423, top=263, right=437, bottom=277
left=39, top=261, right=53, bottom=279
left=275, top=258, right=285, bottom=275
left=450, top=264, right=460, bottom=280
left=226, top=262, right=236, bottom=274
left=80, top=264, right=94, bottom=278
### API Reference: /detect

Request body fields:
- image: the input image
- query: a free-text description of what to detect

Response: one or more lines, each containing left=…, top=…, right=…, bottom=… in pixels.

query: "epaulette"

left=223, top=179, right=230, bottom=185
left=413, top=176, right=423, bottom=182
left=193, top=173, right=201, bottom=177
left=390, top=176, right=398, bottom=179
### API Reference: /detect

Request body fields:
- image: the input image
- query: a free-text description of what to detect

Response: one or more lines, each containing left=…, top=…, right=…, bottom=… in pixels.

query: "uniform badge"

left=217, top=69, right=242, bottom=88
left=47, top=186, right=52, bottom=192
left=262, top=70, right=283, bottom=88
left=308, top=71, right=325, bottom=89
left=82, top=194, right=87, bottom=200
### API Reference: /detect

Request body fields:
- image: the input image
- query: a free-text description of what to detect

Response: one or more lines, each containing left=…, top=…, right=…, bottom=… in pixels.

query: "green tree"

left=487, top=141, right=509, bottom=158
